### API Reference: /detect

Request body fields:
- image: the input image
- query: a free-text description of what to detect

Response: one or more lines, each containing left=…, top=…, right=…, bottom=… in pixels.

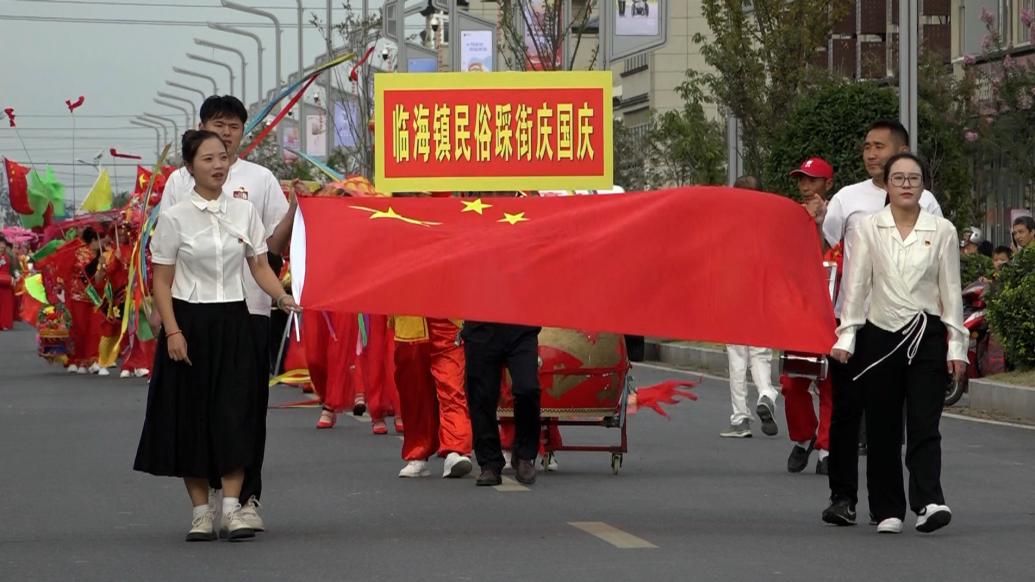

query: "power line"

left=0, top=14, right=305, bottom=27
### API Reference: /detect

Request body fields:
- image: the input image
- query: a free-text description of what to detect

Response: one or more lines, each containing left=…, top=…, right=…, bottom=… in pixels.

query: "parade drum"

left=778, top=260, right=837, bottom=382
left=499, top=328, right=630, bottom=417
left=779, top=352, right=829, bottom=381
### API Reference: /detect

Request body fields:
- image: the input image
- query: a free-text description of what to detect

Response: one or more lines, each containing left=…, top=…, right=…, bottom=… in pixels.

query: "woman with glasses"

left=829, top=152, right=966, bottom=535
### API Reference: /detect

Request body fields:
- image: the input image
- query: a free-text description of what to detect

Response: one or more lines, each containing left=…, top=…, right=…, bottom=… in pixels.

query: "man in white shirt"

left=160, top=95, right=296, bottom=534
left=817, top=119, right=942, bottom=526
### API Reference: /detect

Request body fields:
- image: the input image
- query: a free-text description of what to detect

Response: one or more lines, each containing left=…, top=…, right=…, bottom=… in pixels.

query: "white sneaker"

left=916, top=504, right=952, bottom=533
left=67, top=365, right=80, bottom=374
left=877, top=517, right=903, bottom=534
left=134, top=368, right=150, bottom=377
left=96, top=367, right=110, bottom=376
left=185, top=510, right=217, bottom=542
left=502, top=450, right=513, bottom=472
left=221, top=506, right=256, bottom=542
left=238, top=496, right=265, bottom=532
left=398, top=460, right=430, bottom=478
left=442, top=452, right=473, bottom=478
left=76, top=366, right=88, bottom=375
left=540, top=453, right=559, bottom=472
left=119, top=370, right=131, bottom=379
left=88, top=363, right=101, bottom=374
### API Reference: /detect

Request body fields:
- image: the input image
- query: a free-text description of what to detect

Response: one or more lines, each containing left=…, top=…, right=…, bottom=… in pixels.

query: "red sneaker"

left=316, top=408, right=337, bottom=429
left=371, top=420, right=388, bottom=435
left=394, top=418, right=405, bottom=434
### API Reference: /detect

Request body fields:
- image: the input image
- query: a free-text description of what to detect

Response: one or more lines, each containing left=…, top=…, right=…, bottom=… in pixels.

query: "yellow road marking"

left=568, top=522, right=657, bottom=549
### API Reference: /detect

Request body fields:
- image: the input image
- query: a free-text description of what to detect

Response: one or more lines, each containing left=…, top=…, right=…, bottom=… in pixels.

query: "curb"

left=645, top=339, right=729, bottom=375
left=969, top=378, right=1035, bottom=424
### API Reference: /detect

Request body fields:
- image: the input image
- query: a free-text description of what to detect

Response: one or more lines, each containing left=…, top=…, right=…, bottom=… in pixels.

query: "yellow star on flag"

left=498, top=212, right=529, bottom=225
left=461, top=199, right=493, bottom=215
left=350, top=205, right=441, bottom=227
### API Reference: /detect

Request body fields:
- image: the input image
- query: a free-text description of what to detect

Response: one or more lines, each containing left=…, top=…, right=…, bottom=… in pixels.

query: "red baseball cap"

left=789, top=157, right=834, bottom=180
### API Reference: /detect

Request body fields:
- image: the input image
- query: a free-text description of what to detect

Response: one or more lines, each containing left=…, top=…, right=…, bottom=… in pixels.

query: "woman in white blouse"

left=133, top=130, right=299, bottom=543
left=827, top=152, right=966, bottom=535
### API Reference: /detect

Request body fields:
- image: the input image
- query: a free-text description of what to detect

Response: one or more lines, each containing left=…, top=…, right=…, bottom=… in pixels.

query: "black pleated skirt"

left=133, top=300, right=259, bottom=480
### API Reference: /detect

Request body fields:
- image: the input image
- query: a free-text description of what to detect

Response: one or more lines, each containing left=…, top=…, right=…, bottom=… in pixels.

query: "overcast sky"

left=1, top=0, right=385, bottom=199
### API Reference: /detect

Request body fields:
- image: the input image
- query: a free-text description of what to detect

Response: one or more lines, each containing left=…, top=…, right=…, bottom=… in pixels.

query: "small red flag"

left=3, top=158, right=33, bottom=215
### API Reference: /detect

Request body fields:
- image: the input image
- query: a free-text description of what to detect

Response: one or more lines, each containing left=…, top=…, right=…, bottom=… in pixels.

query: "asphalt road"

left=1, top=324, right=1032, bottom=581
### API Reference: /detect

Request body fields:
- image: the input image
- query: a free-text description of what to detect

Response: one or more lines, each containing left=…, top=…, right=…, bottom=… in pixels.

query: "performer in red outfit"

left=394, top=316, right=473, bottom=479
left=66, top=228, right=106, bottom=374
left=361, top=314, right=402, bottom=435
left=302, top=310, right=360, bottom=428
left=0, top=236, right=16, bottom=331
left=782, top=157, right=838, bottom=474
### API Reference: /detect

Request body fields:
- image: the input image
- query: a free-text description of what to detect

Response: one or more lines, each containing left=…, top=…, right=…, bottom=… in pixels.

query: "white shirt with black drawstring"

left=833, top=206, right=967, bottom=374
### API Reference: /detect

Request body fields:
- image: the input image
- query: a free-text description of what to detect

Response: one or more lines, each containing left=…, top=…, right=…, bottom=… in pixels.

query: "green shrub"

left=960, top=253, right=993, bottom=286
left=987, top=247, right=1035, bottom=369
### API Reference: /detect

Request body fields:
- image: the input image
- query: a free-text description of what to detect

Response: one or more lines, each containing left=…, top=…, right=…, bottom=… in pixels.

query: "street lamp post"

left=210, top=23, right=263, bottom=102
left=157, top=92, right=197, bottom=127
left=165, top=81, right=207, bottom=105
left=187, top=53, right=236, bottom=97
left=142, top=113, right=179, bottom=155
left=297, top=0, right=306, bottom=154
left=195, top=38, right=247, bottom=104
left=130, top=119, right=162, bottom=158
left=173, top=67, right=219, bottom=95
left=221, top=0, right=282, bottom=90
left=155, top=99, right=192, bottom=134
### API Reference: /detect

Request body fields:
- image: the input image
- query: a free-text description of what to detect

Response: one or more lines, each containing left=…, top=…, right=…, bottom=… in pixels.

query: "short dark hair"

left=867, top=119, right=910, bottom=148
left=199, top=95, right=248, bottom=125
left=994, top=245, right=1014, bottom=258
left=733, top=175, right=762, bottom=190
left=1013, top=215, right=1035, bottom=231
left=882, top=152, right=928, bottom=189
left=81, top=227, right=97, bottom=244
left=181, top=129, right=227, bottom=164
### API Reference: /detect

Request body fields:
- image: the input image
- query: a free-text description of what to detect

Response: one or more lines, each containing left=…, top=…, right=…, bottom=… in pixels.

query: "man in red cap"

left=781, top=157, right=836, bottom=474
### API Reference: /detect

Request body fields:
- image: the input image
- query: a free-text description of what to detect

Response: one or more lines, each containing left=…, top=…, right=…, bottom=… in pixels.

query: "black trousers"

left=210, top=314, right=270, bottom=501
left=827, top=354, right=864, bottom=505
left=858, top=318, right=948, bottom=520
left=462, top=323, right=541, bottom=471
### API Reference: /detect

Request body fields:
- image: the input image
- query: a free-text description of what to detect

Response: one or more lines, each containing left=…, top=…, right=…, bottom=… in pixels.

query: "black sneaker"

left=787, top=439, right=815, bottom=473
left=756, top=396, right=778, bottom=436
left=916, top=504, right=952, bottom=533
left=822, top=500, right=857, bottom=526
left=815, top=456, right=829, bottom=475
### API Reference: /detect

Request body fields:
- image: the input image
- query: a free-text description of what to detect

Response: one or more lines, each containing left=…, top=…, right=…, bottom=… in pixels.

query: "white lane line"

left=636, top=362, right=1035, bottom=432
left=568, top=522, right=657, bottom=549
left=494, top=476, right=529, bottom=492
left=942, top=412, right=1035, bottom=431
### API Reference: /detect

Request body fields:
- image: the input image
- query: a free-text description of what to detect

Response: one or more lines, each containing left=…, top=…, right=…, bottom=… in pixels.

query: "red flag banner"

left=293, top=187, right=837, bottom=353
left=374, top=72, right=613, bottom=193
left=3, top=158, right=33, bottom=215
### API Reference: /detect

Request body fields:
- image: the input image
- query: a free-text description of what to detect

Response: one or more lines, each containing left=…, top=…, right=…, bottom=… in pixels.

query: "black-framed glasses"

left=889, top=173, right=923, bottom=187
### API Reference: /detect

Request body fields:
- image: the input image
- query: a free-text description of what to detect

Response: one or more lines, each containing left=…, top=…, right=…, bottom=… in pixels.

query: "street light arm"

left=209, top=23, right=263, bottom=100
left=187, top=53, right=236, bottom=96
left=222, top=0, right=282, bottom=86
left=166, top=81, right=208, bottom=104
left=130, top=120, right=163, bottom=158
left=155, top=98, right=193, bottom=131
left=195, top=37, right=248, bottom=104
left=173, top=67, right=219, bottom=94
left=142, top=113, right=180, bottom=150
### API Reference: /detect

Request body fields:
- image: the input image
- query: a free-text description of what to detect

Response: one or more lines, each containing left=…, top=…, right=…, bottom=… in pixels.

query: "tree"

left=686, top=0, right=851, bottom=176
left=649, top=96, right=726, bottom=187
left=498, top=0, right=598, bottom=72
left=613, top=120, right=649, bottom=190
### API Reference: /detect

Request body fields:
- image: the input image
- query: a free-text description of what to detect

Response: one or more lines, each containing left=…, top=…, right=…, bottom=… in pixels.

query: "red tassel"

left=348, top=46, right=376, bottom=82
left=109, top=148, right=142, bottom=160
left=3, top=107, right=14, bottom=127
left=630, top=380, right=698, bottom=418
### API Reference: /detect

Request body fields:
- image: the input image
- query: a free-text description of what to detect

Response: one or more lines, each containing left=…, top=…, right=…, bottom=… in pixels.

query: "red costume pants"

left=303, top=310, right=359, bottom=412
left=68, top=299, right=103, bottom=367
left=0, top=285, right=13, bottom=330
left=121, top=337, right=157, bottom=372
left=361, top=315, right=399, bottom=422
left=781, top=374, right=832, bottom=451
left=395, top=320, right=471, bottom=461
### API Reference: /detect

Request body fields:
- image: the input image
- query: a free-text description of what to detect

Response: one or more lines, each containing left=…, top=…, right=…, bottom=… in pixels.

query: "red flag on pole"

left=3, top=158, right=33, bottom=215
left=292, top=187, right=837, bottom=354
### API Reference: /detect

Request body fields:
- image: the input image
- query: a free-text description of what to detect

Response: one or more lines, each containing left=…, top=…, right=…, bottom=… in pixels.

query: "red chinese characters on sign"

left=381, top=88, right=606, bottom=180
